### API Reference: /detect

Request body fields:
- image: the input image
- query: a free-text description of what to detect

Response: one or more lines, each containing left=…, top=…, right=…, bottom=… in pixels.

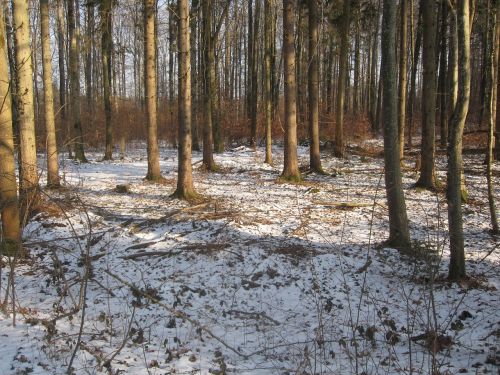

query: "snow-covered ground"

left=1, top=142, right=499, bottom=375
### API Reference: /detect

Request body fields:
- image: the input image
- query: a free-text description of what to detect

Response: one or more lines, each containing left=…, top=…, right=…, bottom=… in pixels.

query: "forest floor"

left=0, top=140, right=499, bottom=375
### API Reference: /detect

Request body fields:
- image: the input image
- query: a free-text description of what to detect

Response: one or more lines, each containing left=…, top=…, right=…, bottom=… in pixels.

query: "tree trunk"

left=173, top=0, right=197, bottom=199
left=0, top=3, right=21, bottom=255
left=144, top=0, right=163, bottom=181
left=102, top=0, right=113, bottom=160
left=84, top=2, right=94, bottom=117
left=68, top=0, right=87, bottom=163
left=264, top=0, right=272, bottom=164
left=250, top=0, right=260, bottom=149
left=308, top=0, right=323, bottom=173
left=447, top=0, right=471, bottom=280
left=12, top=0, right=40, bottom=212
left=486, top=0, right=499, bottom=234
left=281, top=0, right=300, bottom=181
left=438, top=0, right=448, bottom=148
left=398, top=0, right=408, bottom=161
left=408, top=2, right=422, bottom=150
left=369, top=1, right=380, bottom=130
left=334, top=0, right=350, bottom=158
left=190, top=0, right=200, bottom=151
left=40, top=0, right=60, bottom=188
left=353, top=14, right=360, bottom=115
left=55, top=0, right=69, bottom=157
left=202, top=0, right=216, bottom=170
left=381, top=0, right=411, bottom=251
left=416, top=0, right=438, bottom=190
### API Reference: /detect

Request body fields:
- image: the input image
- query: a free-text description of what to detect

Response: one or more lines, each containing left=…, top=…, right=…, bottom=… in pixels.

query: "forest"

left=0, top=0, right=499, bottom=374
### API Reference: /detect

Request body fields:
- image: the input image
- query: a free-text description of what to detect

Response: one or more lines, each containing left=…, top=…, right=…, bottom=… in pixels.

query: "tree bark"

left=398, top=0, right=408, bottom=161
left=190, top=0, right=200, bottom=151
left=144, top=0, right=163, bottom=181
left=56, top=0, right=69, bottom=157
left=68, top=0, right=87, bottom=163
left=281, top=0, right=300, bottom=181
left=173, top=0, right=197, bottom=199
left=416, top=0, right=438, bottom=190
left=40, top=0, right=60, bottom=188
left=447, top=0, right=471, bottom=280
left=308, top=0, right=323, bottom=173
left=381, top=0, right=411, bottom=251
left=369, top=1, right=380, bottom=131
left=438, top=0, right=448, bottom=148
left=264, top=0, right=272, bottom=164
left=250, top=0, right=260, bottom=149
left=408, top=2, right=422, bottom=150
left=0, top=3, right=21, bottom=254
left=334, top=0, right=350, bottom=158
left=102, top=0, right=113, bottom=160
left=485, top=0, right=499, bottom=234
left=201, top=0, right=216, bottom=170
left=12, top=0, right=40, bottom=212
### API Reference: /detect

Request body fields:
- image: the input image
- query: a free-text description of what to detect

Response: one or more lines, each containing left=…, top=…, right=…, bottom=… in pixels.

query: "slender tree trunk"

left=264, top=0, right=272, bottom=164
left=416, top=0, right=438, bottom=190
left=438, top=0, right=448, bottom=148
left=308, top=0, right=323, bottom=173
left=381, top=0, right=411, bottom=251
left=486, top=0, right=499, bottom=234
left=408, top=3, right=422, bottom=150
left=281, top=0, right=300, bottom=181
left=334, top=0, right=350, bottom=158
left=353, top=14, right=360, bottom=115
left=40, top=0, right=60, bottom=187
left=102, top=0, right=113, bottom=160
left=56, top=0, right=69, bottom=157
left=250, top=0, right=260, bottom=149
left=68, top=0, right=87, bottom=162
left=369, top=1, right=380, bottom=130
left=173, top=0, right=197, bottom=199
left=0, top=3, right=21, bottom=255
left=84, top=2, right=93, bottom=116
left=398, top=0, right=408, bottom=161
left=496, top=39, right=500, bottom=159
left=447, top=0, right=471, bottom=280
left=144, top=0, right=163, bottom=181
left=496, top=27, right=500, bottom=160
left=247, top=0, right=255, bottom=147
left=12, top=0, right=40, bottom=213
left=190, top=0, right=200, bottom=151
left=202, top=0, right=216, bottom=170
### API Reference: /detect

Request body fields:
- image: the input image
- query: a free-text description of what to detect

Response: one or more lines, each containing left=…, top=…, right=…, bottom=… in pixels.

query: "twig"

left=120, top=250, right=182, bottom=260
left=102, top=306, right=136, bottom=371
left=104, top=269, right=249, bottom=359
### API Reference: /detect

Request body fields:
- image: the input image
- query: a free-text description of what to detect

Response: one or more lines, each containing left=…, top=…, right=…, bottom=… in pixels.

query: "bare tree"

left=308, top=0, right=323, bottom=173
left=447, top=0, right=471, bottom=280
left=40, top=0, right=60, bottom=187
left=264, top=0, right=273, bottom=164
left=144, top=0, right=163, bottom=181
left=334, top=0, right=350, bottom=158
left=201, top=0, right=216, bottom=170
left=101, top=0, right=114, bottom=160
left=0, top=3, right=20, bottom=254
left=416, top=0, right=438, bottom=190
left=281, top=0, right=300, bottom=181
left=12, top=0, right=40, bottom=210
left=485, top=0, right=498, bottom=234
left=68, top=0, right=87, bottom=163
left=173, top=0, right=197, bottom=199
left=381, top=0, right=411, bottom=250
left=398, top=0, right=408, bottom=161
